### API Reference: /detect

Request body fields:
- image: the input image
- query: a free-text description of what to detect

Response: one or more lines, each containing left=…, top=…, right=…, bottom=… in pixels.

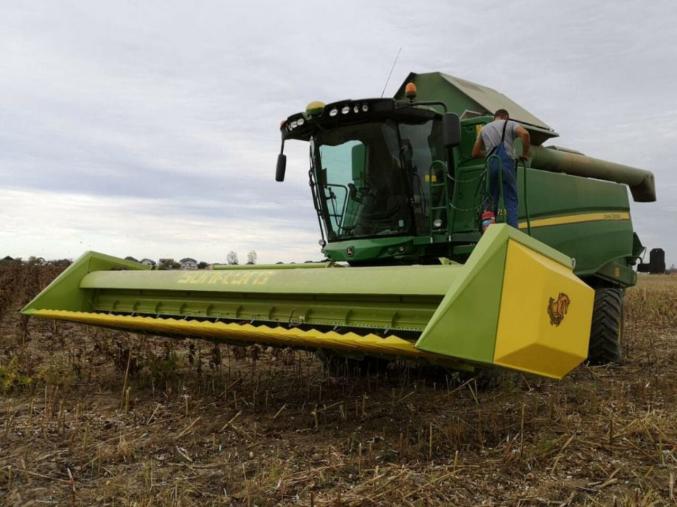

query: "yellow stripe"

left=518, top=211, right=630, bottom=229
left=31, top=309, right=462, bottom=366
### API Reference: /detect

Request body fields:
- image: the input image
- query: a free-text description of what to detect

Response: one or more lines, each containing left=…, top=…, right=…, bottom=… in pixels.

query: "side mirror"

left=442, top=113, right=461, bottom=147
left=275, top=153, right=287, bottom=182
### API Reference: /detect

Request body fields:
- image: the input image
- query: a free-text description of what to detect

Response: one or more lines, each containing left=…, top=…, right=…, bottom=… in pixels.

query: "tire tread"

left=588, top=287, right=623, bottom=364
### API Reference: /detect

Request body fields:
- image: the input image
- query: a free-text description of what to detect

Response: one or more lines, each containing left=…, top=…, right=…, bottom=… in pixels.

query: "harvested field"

left=1, top=261, right=675, bottom=506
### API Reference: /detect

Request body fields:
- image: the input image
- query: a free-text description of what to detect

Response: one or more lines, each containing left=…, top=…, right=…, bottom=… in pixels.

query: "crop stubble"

left=0, top=261, right=675, bottom=506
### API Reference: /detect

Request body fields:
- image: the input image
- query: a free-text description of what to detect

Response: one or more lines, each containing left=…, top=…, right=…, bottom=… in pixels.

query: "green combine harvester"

left=23, top=72, right=657, bottom=379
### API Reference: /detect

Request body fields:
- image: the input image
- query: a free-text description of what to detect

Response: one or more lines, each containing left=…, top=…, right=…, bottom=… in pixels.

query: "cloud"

left=0, top=187, right=320, bottom=263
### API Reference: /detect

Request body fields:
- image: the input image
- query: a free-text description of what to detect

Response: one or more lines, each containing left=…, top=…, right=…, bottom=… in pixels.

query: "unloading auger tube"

left=530, top=146, right=656, bottom=202
left=22, top=225, right=594, bottom=379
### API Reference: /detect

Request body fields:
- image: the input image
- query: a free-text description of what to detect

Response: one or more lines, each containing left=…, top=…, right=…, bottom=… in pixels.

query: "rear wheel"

left=588, top=287, right=624, bottom=364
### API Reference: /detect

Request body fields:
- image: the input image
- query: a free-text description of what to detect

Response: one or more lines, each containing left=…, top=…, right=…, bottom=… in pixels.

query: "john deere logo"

left=547, top=292, right=571, bottom=326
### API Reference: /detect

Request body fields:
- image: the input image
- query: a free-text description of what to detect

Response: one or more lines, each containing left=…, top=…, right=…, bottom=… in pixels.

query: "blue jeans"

left=487, top=145, right=518, bottom=228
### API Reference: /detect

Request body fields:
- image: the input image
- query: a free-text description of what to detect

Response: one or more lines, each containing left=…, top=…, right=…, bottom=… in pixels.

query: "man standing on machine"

left=471, top=109, right=530, bottom=228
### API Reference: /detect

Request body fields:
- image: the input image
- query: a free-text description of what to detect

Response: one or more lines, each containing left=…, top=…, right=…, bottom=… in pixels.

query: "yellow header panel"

left=493, top=240, right=594, bottom=379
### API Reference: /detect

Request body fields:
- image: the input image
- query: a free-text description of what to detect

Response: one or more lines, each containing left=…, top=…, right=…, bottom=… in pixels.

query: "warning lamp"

left=405, top=82, right=417, bottom=99
left=305, top=100, right=325, bottom=116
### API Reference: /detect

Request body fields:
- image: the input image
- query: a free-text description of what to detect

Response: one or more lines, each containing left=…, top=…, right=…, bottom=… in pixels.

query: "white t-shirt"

left=480, top=119, right=521, bottom=159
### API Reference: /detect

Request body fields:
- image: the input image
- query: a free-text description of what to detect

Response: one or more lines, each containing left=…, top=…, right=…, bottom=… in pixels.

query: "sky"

left=1, top=0, right=675, bottom=265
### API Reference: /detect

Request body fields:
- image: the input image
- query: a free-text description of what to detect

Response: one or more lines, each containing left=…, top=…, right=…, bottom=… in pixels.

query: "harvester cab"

left=278, top=92, right=464, bottom=264
left=22, top=72, right=657, bottom=380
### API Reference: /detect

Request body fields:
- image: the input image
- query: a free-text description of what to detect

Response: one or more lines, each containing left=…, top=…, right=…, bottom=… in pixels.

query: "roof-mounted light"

left=405, top=82, right=417, bottom=99
left=306, top=101, right=325, bottom=116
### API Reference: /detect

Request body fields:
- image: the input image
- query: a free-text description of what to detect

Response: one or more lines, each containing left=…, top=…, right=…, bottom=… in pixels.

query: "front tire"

left=588, top=287, right=624, bottom=364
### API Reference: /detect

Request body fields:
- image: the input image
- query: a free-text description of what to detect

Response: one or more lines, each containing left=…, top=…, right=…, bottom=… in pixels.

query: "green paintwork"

left=22, top=251, right=148, bottom=313
left=23, top=252, right=463, bottom=333
left=530, top=146, right=655, bottom=202
left=87, top=290, right=440, bottom=332
left=277, top=71, right=654, bottom=287
left=22, top=226, right=575, bottom=371
left=415, top=224, right=508, bottom=363
left=394, top=74, right=557, bottom=145
left=447, top=160, right=636, bottom=284
left=78, top=264, right=458, bottom=296
left=211, top=262, right=334, bottom=270
left=394, top=72, right=554, bottom=133
left=527, top=220, right=634, bottom=278
left=323, top=236, right=417, bottom=263
left=595, top=259, right=637, bottom=287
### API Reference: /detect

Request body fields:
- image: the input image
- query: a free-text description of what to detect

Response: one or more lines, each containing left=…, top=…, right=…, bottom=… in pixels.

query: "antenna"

left=380, top=47, right=402, bottom=98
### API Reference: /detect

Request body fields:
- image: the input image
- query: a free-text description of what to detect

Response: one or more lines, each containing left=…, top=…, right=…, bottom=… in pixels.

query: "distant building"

left=2, top=256, right=14, bottom=262
left=124, top=256, right=139, bottom=263
left=179, top=257, right=198, bottom=270
left=140, top=258, right=156, bottom=267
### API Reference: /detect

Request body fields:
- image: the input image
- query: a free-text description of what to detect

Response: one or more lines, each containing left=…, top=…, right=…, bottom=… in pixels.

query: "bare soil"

left=0, top=261, right=675, bottom=506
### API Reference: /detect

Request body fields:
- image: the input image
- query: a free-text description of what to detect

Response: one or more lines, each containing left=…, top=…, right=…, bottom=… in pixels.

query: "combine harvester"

left=23, top=72, right=657, bottom=379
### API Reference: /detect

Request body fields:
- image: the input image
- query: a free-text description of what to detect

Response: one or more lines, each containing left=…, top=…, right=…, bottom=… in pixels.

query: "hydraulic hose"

left=520, top=159, right=532, bottom=235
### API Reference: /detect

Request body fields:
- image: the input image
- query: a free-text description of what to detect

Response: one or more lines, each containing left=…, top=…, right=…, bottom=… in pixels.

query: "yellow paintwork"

left=493, top=240, right=594, bottom=379
left=518, top=211, right=630, bottom=230
left=31, top=309, right=449, bottom=362
left=175, top=270, right=275, bottom=286
left=305, top=101, right=325, bottom=115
